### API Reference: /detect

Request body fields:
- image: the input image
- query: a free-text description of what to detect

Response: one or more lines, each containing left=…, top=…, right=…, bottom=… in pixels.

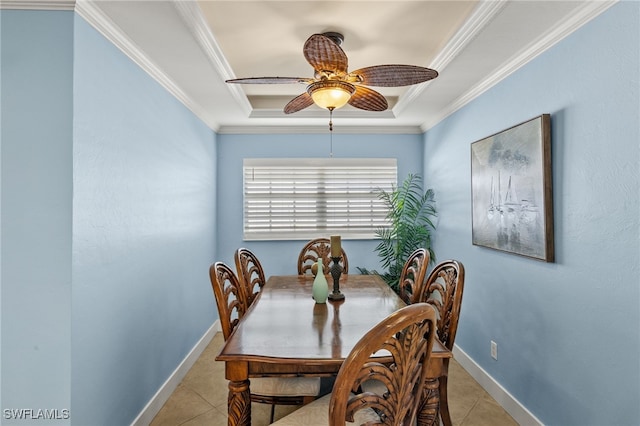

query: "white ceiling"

left=64, top=1, right=616, bottom=133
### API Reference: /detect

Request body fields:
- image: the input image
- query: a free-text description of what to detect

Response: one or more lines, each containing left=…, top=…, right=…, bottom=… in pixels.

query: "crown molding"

left=4, top=0, right=619, bottom=135
left=396, top=0, right=508, bottom=115
left=172, top=0, right=251, bottom=118
left=217, top=124, right=422, bottom=135
left=420, top=0, right=619, bottom=131
left=74, top=0, right=221, bottom=132
left=2, top=0, right=222, bottom=131
left=0, top=0, right=74, bottom=10
left=248, top=108, right=395, bottom=120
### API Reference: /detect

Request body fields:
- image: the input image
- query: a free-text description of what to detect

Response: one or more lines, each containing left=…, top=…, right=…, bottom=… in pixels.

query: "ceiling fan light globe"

left=307, top=81, right=355, bottom=110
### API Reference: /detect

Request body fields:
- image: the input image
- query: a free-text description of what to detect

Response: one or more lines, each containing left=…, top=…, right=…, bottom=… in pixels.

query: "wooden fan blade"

left=226, top=77, right=311, bottom=84
left=348, top=65, right=438, bottom=87
left=303, top=34, right=348, bottom=75
left=284, top=92, right=315, bottom=114
left=348, top=85, right=388, bottom=111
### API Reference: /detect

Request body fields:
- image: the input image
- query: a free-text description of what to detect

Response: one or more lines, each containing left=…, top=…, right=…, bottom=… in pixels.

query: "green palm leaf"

left=368, top=173, right=437, bottom=294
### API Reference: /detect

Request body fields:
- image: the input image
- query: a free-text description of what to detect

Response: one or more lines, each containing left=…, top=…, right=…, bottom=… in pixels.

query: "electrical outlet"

left=491, top=340, right=498, bottom=360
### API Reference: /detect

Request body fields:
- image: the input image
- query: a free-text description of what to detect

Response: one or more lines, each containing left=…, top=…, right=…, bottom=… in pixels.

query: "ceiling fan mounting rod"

left=322, top=31, right=344, bottom=46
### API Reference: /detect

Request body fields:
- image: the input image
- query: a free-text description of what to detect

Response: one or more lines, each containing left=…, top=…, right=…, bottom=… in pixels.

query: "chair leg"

left=439, top=375, right=452, bottom=426
left=269, top=404, right=276, bottom=423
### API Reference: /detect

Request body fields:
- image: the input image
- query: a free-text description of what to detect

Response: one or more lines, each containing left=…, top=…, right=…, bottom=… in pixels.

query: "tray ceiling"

left=5, top=0, right=617, bottom=133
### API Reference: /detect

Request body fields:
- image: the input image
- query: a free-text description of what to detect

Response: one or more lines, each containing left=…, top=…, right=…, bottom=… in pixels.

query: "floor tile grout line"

left=153, top=332, right=517, bottom=425
left=457, top=397, right=482, bottom=426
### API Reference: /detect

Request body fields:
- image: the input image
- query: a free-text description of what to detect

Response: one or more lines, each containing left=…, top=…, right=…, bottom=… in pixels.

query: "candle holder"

left=328, top=256, right=345, bottom=300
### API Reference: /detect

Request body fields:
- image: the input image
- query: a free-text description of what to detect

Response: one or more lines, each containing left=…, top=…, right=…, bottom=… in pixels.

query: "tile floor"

left=150, top=332, right=517, bottom=426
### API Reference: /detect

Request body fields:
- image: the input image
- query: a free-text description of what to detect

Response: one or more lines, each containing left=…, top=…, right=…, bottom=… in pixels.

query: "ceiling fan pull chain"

left=329, top=107, right=334, bottom=158
left=329, top=107, right=334, bottom=132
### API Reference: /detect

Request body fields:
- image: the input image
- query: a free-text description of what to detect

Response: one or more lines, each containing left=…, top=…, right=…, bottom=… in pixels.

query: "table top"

left=216, top=274, right=449, bottom=364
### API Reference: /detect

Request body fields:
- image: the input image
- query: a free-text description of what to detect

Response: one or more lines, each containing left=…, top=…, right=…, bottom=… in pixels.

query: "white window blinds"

left=243, top=158, right=397, bottom=240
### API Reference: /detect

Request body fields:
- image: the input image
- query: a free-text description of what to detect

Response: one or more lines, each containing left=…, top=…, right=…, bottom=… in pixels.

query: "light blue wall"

left=0, top=8, right=2, bottom=414
left=1, top=10, right=217, bottom=425
left=216, top=133, right=424, bottom=274
left=71, top=16, right=217, bottom=425
left=423, top=2, right=639, bottom=425
left=1, top=10, right=74, bottom=423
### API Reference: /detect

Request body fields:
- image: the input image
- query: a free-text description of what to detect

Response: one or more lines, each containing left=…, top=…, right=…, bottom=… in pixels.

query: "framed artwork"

left=471, top=114, right=554, bottom=262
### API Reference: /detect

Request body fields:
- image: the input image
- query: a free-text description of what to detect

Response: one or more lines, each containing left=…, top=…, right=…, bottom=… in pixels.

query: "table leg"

left=417, top=376, right=440, bottom=426
left=227, top=378, right=250, bottom=426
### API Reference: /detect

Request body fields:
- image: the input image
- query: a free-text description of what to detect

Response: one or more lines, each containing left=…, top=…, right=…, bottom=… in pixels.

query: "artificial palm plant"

left=359, top=173, right=437, bottom=292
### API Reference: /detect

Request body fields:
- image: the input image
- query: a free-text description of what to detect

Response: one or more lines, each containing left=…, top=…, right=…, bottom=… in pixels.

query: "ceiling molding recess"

left=3, top=0, right=619, bottom=136
left=396, top=0, right=507, bottom=116
left=419, top=0, right=619, bottom=131
left=217, top=125, right=423, bottom=135
left=172, top=0, right=251, bottom=118
left=74, top=0, right=221, bottom=132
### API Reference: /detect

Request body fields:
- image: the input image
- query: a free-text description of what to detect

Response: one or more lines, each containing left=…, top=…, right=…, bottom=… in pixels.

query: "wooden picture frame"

left=471, top=114, right=554, bottom=262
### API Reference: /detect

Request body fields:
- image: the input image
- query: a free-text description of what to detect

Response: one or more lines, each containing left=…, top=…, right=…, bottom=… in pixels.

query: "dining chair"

left=398, top=247, right=430, bottom=305
left=209, top=262, right=245, bottom=341
left=417, top=259, right=465, bottom=426
left=209, top=261, right=321, bottom=422
left=271, top=303, right=438, bottom=425
left=358, top=247, right=429, bottom=404
left=234, top=247, right=266, bottom=309
left=297, top=237, right=349, bottom=275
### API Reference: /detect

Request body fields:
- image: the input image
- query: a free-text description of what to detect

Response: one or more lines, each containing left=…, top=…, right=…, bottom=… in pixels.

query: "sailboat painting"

left=471, top=114, right=554, bottom=262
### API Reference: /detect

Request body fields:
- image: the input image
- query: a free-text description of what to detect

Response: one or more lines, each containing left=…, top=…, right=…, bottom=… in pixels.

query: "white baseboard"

left=452, top=345, right=543, bottom=426
left=131, top=321, right=221, bottom=426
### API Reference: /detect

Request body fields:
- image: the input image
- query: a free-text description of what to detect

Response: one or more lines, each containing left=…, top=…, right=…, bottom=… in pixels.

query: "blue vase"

left=312, top=260, right=329, bottom=304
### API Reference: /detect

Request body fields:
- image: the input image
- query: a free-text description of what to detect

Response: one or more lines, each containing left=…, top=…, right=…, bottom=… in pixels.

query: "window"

left=243, top=158, right=397, bottom=240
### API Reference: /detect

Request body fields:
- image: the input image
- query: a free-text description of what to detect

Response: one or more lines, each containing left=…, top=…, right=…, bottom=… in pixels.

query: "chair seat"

left=270, top=393, right=379, bottom=425
left=251, top=376, right=321, bottom=397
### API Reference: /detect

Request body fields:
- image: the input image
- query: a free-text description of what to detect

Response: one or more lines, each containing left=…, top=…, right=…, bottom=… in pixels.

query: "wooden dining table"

left=216, top=274, right=452, bottom=426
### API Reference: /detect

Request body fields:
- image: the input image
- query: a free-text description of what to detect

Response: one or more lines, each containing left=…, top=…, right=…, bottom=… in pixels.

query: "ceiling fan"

left=225, top=32, right=439, bottom=115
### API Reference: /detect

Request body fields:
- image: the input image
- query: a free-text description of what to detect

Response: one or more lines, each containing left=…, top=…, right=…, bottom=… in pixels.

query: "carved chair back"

left=209, top=262, right=245, bottom=340
left=329, top=303, right=437, bottom=426
left=297, top=237, right=349, bottom=275
left=398, top=248, right=430, bottom=305
left=234, top=247, right=266, bottom=309
left=418, top=260, right=465, bottom=350
left=416, top=260, right=465, bottom=426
